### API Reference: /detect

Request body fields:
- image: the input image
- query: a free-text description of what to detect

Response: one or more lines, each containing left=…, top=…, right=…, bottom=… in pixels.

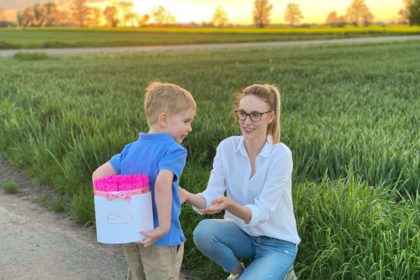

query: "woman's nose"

left=243, top=116, right=253, bottom=124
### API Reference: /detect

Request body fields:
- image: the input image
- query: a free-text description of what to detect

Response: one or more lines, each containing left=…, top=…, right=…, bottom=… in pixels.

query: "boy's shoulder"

left=138, top=133, right=187, bottom=155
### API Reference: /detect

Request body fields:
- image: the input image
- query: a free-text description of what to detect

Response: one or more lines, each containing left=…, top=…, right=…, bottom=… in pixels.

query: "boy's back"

left=109, top=132, right=187, bottom=246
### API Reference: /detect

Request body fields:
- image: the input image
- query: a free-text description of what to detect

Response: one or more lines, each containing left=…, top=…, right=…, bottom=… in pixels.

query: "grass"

left=0, top=40, right=419, bottom=279
left=37, top=194, right=66, bottom=213
left=13, top=52, right=50, bottom=61
left=0, top=25, right=419, bottom=49
left=1, top=180, right=19, bottom=193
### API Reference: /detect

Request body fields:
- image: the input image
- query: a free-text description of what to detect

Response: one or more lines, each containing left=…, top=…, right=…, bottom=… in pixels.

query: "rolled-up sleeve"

left=245, top=149, right=293, bottom=226
left=195, top=143, right=227, bottom=210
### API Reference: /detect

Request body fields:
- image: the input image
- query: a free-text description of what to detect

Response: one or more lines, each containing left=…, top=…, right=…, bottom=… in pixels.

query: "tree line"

left=1, top=0, right=419, bottom=29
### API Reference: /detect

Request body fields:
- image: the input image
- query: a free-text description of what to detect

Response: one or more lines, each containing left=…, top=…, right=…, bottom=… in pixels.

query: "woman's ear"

left=268, top=111, right=275, bottom=124
left=158, top=112, right=167, bottom=128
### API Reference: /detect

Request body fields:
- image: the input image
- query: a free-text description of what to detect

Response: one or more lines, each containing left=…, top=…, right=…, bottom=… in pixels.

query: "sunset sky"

left=0, top=0, right=406, bottom=24
left=131, top=0, right=404, bottom=24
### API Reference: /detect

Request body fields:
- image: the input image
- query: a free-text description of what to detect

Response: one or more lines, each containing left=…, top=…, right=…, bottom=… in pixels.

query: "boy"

left=92, top=82, right=196, bottom=280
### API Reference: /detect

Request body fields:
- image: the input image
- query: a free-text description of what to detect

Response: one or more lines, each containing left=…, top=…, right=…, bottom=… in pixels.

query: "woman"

left=180, top=84, right=300, bottom=280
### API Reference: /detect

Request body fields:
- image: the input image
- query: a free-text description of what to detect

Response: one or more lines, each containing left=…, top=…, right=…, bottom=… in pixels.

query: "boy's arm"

left=179, top=187, right=207, bottom=209
left=92, top=162, right=117, bottom=183
left=139, top=169, right=173, bottom=247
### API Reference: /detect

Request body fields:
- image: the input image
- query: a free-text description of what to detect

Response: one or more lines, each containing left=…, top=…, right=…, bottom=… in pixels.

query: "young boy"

left=92, top=82, right=196, bottom=280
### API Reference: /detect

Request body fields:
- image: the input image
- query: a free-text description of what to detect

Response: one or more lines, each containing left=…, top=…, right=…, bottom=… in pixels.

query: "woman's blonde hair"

left=237, top=84, right=281, bottom=143
left=144, top=82, right=196, bottom=126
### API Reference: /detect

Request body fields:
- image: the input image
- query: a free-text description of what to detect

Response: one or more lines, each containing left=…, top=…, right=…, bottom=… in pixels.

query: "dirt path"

left=0, top=161, right=195, bottom=280
left=0, top=35, right=419, bottom=57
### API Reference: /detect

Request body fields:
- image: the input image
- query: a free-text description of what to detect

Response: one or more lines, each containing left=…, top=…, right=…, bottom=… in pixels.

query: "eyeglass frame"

left=234, top=109, right=274, bottom=122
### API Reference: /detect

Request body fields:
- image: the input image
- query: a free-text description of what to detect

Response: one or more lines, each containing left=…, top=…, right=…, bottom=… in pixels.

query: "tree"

left=253, top=0, right=272, bottom=28
left=326, top=11, right=338, bottom=25
left=284, top=3, right=303, bottom=26
left=32, top=4, right=46, bottom=26
left=118, top=1, right=135, bottom=26
left=103, top=6, right=119, bottom=27
left=71, top=0, right=90, bottom=27
left=88, top=7, right=101, bottom=27
left=151, top=6, right=176, bottom=25
left=399, top=0, right=413, bottom=23
left=43, top=2, right=62, bottom=26
left=212, top=6, right=228, bottom=27
left=408, top=0, right=420, bottom=25
left=326, top=11, right=346, bottom=26
left=345, top=0, right=374, bottom=26
left=138, top=14, right=149, bottom=26
left=20, top=7, right=35, bottom=27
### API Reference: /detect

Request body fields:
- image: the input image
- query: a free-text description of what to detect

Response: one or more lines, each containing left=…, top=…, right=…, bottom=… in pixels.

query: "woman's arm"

left=181, top=142, right=228, bottom=210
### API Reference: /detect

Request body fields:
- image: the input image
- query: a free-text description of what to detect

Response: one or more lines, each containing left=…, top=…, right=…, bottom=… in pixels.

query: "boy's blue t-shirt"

left=109, top=132, right=187, bottom=246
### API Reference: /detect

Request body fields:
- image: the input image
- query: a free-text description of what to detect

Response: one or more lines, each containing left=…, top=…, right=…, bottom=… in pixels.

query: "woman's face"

left=237, top=94, right=274, bottom=142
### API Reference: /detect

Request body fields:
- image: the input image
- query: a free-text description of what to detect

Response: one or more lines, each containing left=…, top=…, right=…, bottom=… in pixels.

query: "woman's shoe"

left=226, top=263, right=245, bottom=280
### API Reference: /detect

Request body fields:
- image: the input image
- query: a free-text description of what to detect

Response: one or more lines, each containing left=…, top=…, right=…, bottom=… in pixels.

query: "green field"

left=0, top=41, right=419, bottom=279
left=1, top=25, right=420, bottom=49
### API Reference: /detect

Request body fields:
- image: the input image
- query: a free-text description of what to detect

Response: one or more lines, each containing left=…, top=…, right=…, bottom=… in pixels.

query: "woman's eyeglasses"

left=235, top=110, right=273, bottom=122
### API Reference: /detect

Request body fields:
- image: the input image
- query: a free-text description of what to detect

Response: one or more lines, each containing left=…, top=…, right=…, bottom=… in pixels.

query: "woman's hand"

left=201, top=196, right=232, bottom=214
left=202, top=196, right=252, bottom=223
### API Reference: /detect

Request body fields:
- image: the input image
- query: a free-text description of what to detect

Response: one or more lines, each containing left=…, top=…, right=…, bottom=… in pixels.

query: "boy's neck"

left=148, top=125, right=165, bottom=134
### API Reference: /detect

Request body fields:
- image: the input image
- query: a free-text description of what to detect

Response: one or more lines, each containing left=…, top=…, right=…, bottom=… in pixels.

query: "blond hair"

left=237, top=84, right=281, bottom=143
left=144, top=82, right=196, bottom=126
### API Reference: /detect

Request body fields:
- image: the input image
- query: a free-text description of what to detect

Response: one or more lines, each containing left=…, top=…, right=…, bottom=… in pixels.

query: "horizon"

left=0, top=0, right=406, bottom=25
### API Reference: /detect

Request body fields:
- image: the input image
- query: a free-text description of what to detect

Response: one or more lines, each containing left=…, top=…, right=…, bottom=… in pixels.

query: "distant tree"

left=326, top=11, right=347, bottom=26
left=32, top=4, right=47, bottom=26
left=118, top=1, right=135, bottom=26
left=345, top=0, right=374, bottom=26
left=138, top=14, right=150, bottom=26
left=399, top=0, right=413, bottom=23
left=88, top=7, right=101, bottom=27
left=71, top=0, right=90, bottom=27
left=408, top=0, right=420, bottom=25
left=43, top=2, right=62, bottom=26
left=253, top=0, right=272, bottom=28
left=20, top=7, right=35, bottom=27
left=103, top=6, right=119, bottom=27
left=16, top=11, right=24, bottom=27
left=326, top=11, right=338, bottom=25
left=212, top=6, right=228, bottom=27
left=284, top=3, right=303, bottom=26
left=151, top=6, right=176, bottom=25
left=124, top=12, right=138, bottom=27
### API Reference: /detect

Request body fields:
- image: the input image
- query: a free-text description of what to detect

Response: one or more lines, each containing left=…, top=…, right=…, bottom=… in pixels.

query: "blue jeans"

left=193, top=219, right=298, bottom=280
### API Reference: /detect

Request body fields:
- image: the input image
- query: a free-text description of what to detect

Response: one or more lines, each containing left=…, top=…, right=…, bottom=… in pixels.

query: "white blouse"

left=198, top=136, right=301, bottom=244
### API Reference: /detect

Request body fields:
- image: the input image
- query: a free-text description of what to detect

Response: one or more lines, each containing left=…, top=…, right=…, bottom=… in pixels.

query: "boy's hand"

left=178, top=187, right=189, bottom=204
left=138, top=227, right=168, bottom=247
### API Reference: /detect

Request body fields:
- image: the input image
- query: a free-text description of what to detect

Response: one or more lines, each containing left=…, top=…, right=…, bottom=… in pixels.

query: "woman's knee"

left=193, top=219, right=216, bottom=244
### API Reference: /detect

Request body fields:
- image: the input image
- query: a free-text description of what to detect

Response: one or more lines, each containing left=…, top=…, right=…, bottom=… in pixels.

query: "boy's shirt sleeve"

left=159, top=146, right=187, bottom=182
left=109, top=143, right=133, bottom=174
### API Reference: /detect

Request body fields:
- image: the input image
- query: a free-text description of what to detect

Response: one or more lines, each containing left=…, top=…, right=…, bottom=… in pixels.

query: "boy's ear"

left=158, top=112, right=167, bottom=128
